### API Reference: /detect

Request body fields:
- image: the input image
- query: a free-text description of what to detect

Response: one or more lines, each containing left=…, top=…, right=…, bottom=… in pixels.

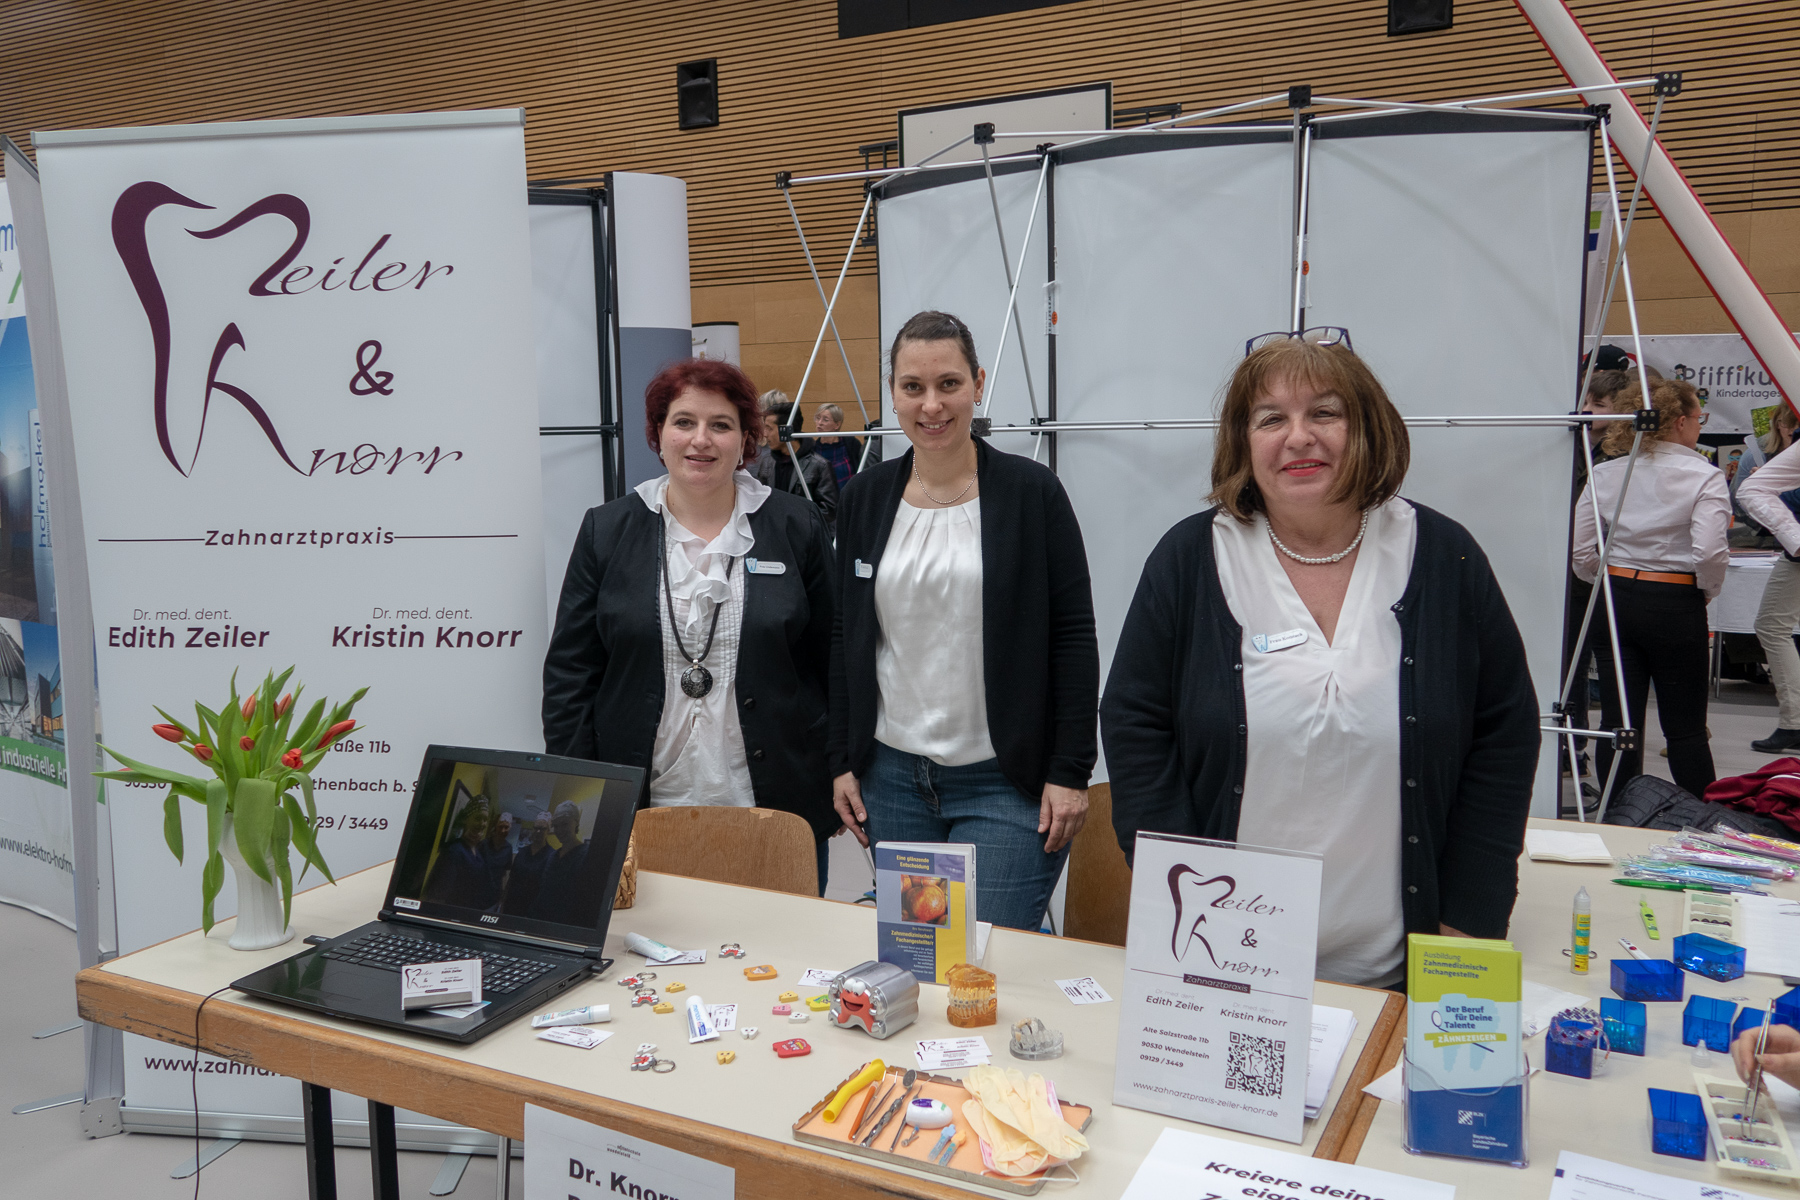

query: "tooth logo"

left=1167, top=865, right=1237, bottom=965
left=112, top=182, right=313, bottom=476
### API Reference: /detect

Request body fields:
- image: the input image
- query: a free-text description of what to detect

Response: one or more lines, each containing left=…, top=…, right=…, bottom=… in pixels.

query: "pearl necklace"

left=1267, top=510, right=1370, bottom=565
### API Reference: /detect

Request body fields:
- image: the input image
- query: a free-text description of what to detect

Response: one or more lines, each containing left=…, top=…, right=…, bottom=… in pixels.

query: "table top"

left=78, top=864, right=1400, bottom=1200
left=1351, top=818, right=1800, bottom=1198
left=1711, top=552, right=1788, bottom=634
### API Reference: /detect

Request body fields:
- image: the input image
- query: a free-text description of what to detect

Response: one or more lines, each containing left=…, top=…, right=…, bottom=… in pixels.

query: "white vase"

left=218, top=812, right=294, bottom=951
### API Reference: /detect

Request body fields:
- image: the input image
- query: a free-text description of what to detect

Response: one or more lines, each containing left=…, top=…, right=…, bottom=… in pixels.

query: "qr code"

left=1225, top=1031, right=1286, bottom=1097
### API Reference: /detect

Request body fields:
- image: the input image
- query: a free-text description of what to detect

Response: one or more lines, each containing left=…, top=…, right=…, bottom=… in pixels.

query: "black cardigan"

left=1099, top=503, right=1541, bottom=940
left=829, top=439, right=1099, bottom=800
left=542, top=489, right=838, bottom=838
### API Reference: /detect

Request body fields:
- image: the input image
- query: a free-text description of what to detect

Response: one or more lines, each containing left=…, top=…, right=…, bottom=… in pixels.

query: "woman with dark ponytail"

left=828, top=311, right=1099, bottom=931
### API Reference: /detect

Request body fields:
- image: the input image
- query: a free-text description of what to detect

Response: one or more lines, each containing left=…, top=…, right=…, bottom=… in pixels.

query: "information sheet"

left=1120, top=1127, right=1452, bottom=1200
left=1113, top=832, right=1323, bottom=1142
left=525, top=1104, right=734, bottom=1200
left=1547, top=1150, right=1759, bottom=1200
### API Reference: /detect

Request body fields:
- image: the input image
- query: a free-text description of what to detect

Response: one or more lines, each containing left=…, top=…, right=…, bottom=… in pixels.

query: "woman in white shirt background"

left=1102, top=333, right=1539, bottom=988
left=1572, top=379, right=1730, bottom=804
left=1732, top=422, right=1800, bottom=752
left=543, top=359, right=840, bottom=891
left=829, top=310, right=1100, bottom=932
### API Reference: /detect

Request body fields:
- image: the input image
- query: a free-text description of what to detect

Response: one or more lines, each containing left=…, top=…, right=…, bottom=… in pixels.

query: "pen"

left=1610, top=878, right=1723, bottom=892
left=1639, top=898, right=1660, bottom=940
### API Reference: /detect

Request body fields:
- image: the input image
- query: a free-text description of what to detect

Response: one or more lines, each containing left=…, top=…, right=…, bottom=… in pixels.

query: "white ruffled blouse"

left=633, top=471, right=770, bottom=807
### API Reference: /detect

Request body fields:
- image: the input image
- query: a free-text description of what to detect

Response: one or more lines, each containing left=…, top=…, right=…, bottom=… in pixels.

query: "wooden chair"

left=1063, top=783, right=1133, bottom=945
left=629, top=806, right=819, bottom=897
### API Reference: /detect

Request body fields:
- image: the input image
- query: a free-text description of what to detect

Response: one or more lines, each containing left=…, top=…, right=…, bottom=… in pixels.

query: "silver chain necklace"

left=914, top=463, right=977, bottom=507
left=1267, top=510, right=1370, bottom=565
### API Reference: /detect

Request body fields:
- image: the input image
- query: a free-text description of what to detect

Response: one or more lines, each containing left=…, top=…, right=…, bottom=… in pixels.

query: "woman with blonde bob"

left=1572, top=379, right=1727, bottom=798
left=1101, top=336, right=1539, bottom=988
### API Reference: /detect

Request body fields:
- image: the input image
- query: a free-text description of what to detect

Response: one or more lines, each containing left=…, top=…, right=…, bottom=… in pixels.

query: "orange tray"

left=793, top=1063, right=1092, bottom=1195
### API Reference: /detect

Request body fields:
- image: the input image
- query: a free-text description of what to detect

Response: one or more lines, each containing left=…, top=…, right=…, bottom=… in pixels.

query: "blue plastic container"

left=1601, top=997, right=1647, bottom=1056
left=1647, top=1088, right=1708, bottom=1160
left=1612, top=958, right=1684, bottom=1002
left=1732, top=1007, right=1767, bottom=1044
left=1545, top=1014, right=1601, bottom=1079
left=1682, top=995, right=1737, bottom=1052
left=1774, top=986, right=1800, bottom=1030
left=1671, top=931, right=1746, bottom=982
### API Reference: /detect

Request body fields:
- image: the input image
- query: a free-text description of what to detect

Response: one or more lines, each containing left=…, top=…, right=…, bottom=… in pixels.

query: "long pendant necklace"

left=660, top=523, right=735, bottom=698
left=1267, top=509, right=1370, bottom=565
left=914, top=462, right=977, bottom=506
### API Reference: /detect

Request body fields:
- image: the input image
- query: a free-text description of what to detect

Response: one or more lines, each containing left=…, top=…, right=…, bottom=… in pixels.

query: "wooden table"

left=77, top=866, right=1402, bottom=1200
left=1350, top=818, right=1800, bottom=1198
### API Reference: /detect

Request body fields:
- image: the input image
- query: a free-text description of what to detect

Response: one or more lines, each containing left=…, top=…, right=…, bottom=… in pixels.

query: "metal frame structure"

left=774, top=74, right=1695, bottom=822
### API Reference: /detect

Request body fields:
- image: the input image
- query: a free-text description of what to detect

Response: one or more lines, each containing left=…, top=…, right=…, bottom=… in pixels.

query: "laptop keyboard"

left=324, top=932, right=556, bottom=995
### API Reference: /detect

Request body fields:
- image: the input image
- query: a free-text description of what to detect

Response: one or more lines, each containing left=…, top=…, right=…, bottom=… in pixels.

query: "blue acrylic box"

left=1672, top=931, right=1746, bottom=982
left=1732, top=1007, right=1767, bottom=1043
left=1774, top=986, right=1800, bottom=1030
left=1601, top=997, right=1646, bottom=1056
left=1545, top=1013, right=1602, bottom=1079
left=1682, top=995, right=1737, bottom=1052
left=1647, top=1088, right=1708, bottom=1160
left=1612, top=958, right=1684, bottom=1002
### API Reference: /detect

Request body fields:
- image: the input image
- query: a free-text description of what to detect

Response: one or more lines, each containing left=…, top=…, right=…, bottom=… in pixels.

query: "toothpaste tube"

left=624, top=932, right=683, bottom=962
left=686, top=994, right=718, bottom=1043
left=531, top=1004, right=611, bottom=1028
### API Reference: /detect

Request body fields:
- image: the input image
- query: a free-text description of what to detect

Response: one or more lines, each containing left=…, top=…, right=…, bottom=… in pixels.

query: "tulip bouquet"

left=95, top=667, right=367, bottom=936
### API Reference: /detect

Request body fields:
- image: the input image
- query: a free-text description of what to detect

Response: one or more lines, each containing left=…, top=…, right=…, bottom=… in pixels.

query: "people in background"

left=480, top=809, right=514, bottom=908
left=425, top=802, right=495, bottom=909
left=1734, top=426, right=1800, bottom=752
left=752, top=390, right=839, bottom=529
left=543, top=359, right=839, bottom=893
left=1572, top=379, right=1729, bottom=800
left=813, top=403, right=866, bottom=490
left=501, top=813, right=553, bottom=916
left=1102, top=333, right=1540, bottom=988
left=529, top=801, right=590, bottom=922
left=830, top=310, right=1099, bottom=932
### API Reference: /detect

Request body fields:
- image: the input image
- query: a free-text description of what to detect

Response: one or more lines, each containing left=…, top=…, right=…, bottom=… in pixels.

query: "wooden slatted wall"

left=1, top=0, right=1794, bottom=411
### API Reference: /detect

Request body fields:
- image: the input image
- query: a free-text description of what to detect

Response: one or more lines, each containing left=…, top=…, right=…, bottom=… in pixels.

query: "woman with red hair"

left=543, top=359, right=839, bottom=890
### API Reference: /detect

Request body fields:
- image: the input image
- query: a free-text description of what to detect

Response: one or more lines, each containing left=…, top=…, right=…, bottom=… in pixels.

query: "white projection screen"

left=873, top=112, right=1593, bottom=815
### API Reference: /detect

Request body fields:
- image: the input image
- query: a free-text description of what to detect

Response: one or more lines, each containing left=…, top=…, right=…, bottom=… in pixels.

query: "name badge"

left=1251, top=628, right=1308, bottom=653
left=746, top=558, right=786, bottom=576
left=854, top=559, right=874, bottom=579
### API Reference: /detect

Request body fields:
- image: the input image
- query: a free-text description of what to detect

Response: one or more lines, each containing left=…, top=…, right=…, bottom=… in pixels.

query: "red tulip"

left=241, top=695, right=258, bottom=721
left=152, top=724, right=184, bottom=743
left=275, top=693, right=293, bottom=718
left=317, top=719, right=355, bottom=749
left=193, top=744, right=214, bottom=761
left=239, top=736, right=256, bottom=751
left=281, top=748, right=303, bottom=769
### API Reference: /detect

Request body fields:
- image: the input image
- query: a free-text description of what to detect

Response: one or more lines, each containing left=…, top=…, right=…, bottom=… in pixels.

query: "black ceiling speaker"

left=1389, top=0, right=1453, bottom=35
left=677, top=59, right=719, bottom=130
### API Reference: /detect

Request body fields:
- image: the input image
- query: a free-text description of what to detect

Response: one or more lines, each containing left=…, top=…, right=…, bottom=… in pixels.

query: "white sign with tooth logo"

left=1113, top=832, right=1322, bottom=1143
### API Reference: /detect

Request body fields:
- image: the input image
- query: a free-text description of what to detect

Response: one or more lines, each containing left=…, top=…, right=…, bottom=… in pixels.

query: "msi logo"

left=480, top=914, right=499, bottom=924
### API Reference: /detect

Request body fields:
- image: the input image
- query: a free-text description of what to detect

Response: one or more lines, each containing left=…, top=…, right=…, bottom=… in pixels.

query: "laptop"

left=231, top=744, right=643, bottom=1044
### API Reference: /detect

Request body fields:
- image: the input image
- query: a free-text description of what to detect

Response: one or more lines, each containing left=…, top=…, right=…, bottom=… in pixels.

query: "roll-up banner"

left=0, top=179, right=75, bottom=928
left=609, top=172, right=691, bottom=489
left=29, top=110, right=546, bottom=1140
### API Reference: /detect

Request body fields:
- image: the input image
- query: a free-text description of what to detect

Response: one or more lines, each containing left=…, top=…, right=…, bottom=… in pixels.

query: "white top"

left=873, top=498, right=997, bottom=766
left=1216, top=498, right=1417, bottom=989
left=1572, top=442, right=1731, bottom=599
left=633, top=471, right=770, bottom=808
left=1736, top=438, right=1800, bottom=555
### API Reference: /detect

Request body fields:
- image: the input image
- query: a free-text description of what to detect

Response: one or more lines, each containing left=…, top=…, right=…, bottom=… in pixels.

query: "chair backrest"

left=630, top=806, right=819, bottom=897
left=1064, top=782, right=1132, bottom=945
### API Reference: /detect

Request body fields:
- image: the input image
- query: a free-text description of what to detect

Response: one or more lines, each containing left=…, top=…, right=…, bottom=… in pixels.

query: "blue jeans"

left=860, top=742, right=1066, bottom=932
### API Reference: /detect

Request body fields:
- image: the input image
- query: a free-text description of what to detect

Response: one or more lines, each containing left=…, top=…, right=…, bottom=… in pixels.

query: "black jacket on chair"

left=542, top=489, right=838, bottom=838
left=829, top=439, right=1100, bottom=801
left=1099, top=503, right=1541, bottom=940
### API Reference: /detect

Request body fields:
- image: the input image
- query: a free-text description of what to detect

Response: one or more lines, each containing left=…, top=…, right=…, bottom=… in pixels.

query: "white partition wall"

left=873, top=113, right=1592, bottom=812
left=878, top=160, right=1050, bottom=435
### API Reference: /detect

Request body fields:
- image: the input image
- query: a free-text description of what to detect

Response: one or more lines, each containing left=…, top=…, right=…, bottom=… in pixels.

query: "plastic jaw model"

left=828, top=960, right=920, bottom=1040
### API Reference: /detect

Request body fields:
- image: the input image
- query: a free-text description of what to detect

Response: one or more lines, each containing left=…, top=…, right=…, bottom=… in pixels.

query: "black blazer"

left=829, top=439, right=1099, bottom=801
left=543, top=489, right=838, bottom=838
left=1100, top=503, right=1541, bottom=941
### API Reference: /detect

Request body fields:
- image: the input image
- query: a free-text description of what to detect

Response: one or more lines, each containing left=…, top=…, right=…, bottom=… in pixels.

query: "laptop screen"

left=383, top=745, right=644, bottom=949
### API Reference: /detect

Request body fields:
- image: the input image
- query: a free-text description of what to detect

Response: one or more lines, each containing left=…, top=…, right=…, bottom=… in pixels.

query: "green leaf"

left=201, top=852, right=224, bottom=934
left=282, top=793, right=334, bottom=884
left=93, top=743, right=209, bottom=790
left=295, top=769, right=318, bottom=823
left=272, top=804, right=293, bottom=928
left=288, top=698, right=327, bottom=754
left=232, top=777, right=278, bottom=884
left=205, top=779, right=228, bottom=867
left=162, top=790, right=184, bottom=862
